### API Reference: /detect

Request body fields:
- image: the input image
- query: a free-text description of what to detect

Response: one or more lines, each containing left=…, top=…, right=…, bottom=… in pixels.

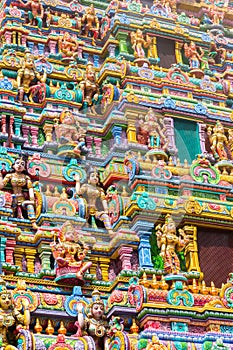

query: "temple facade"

left=0, top=0, right=232, bottom=349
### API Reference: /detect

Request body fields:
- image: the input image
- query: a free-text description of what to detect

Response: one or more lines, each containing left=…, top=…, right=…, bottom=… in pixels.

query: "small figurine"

left=54, top=109, right=89, bottom=156
left=183, top=41, right=204, bottom=70
left=50, top=221, right=92, bottom=280
left=79, top=63, right=100, bottom=114
left=0, top=156, right=37, bottom=228
left=155, top=214, right=189, bottom=274
left=58, top=32, right=81, bottom=59
left=76, top=290, right=107, bottom=350
left=16, top=50, right=47, bottom=103
left=81, top=4, right=99, bottom=45
left=75, top=169, right=113, bottom=235
left=146, top=336, right=168, bottom=350
left=207, top=121, right=229, bottom=160
left=130, top=29, right=151, bottom=59
left=0, top=277, right=30, bottom=349
left=17, top=0, right=44, bottom=34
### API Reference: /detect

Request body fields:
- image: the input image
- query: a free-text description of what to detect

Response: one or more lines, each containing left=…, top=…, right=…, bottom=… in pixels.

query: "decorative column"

left=125, top=110, right=138, bottom=143
left=21, top=35, right=27, bottom=46
left=38, top=43, right=45, bottom=56
left=112, top=126, right=122, bottom=146
left=183, top=225, right=201, bottom=273
left=99, top=257, right=110, bottom=281
left=93, top=55, right=99, bottom=67
left=25, top=248, right=37, bottom=273
left=5, top=239, right=15, bottom=265
left=1, top=114, right=6, bottom=133
left=22, top=125, right=30, bottom=146
left=38, top=244, right=52, bottom=271
left=4, top=31, right=12, bottom=45
left=175, top=42, right=183, bottom=64
left=48, top=40, right=57, bottom=54
left=107, top=44, right=116, bottom=58
left=30, top=126, right=39, bottom=147
left=115, top=32, right=129, bottom=55
left=132, top=221, right=154, bottom=269
left=14, top=117, right=22, bottom=137
left=89, top=256, right=98, bottom=276
left=0, top=237, right=7, bottom=267
left=43, top=123, right=53, bottom=142
left=198, top=123, right=207, bottom=153
left=85, top=136, right=93, bottom=154
left=164, top=117, right=178, bottom=157
left=93, top=137, right=102, bottom=157
left=14, top=246, right=25, bottom=271
left=119, top=246, right=133, bottom=270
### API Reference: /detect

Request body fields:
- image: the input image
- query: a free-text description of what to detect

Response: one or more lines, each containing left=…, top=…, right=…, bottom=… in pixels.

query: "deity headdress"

left=85, top=289, right=105, bottom=318
left=59, top=109, right=75, bottom=124
left=0, top=277, right=7, bottom=294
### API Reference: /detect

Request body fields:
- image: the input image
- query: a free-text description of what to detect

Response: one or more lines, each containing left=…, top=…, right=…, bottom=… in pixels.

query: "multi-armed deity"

left=79, top=63, right=100, bottom=113
left=0, top=157, right=37, bottom=228
left=16, top=50, right=47, bottom=103
left=76, top=290, right=107, bottom=350
left=75, top=168, right=113, bottom=236
left=0, top=277, right=30, bottom=349
left=81, top=4, right=100, bottom=45
left=50, top=221, right=92, bottom=281
left=138, top=108, right=168, bottom=151
left=155, top=214, right=189, bottom=274
left=54, top=109, right=89, bottom=157
left=58, top=32, right=81, bottom=59
left=17, top=0, right=44, bottom=34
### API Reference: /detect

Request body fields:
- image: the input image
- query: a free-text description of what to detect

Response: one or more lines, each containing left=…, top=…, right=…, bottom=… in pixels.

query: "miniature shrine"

left=0, top=0, right=233, bottom=349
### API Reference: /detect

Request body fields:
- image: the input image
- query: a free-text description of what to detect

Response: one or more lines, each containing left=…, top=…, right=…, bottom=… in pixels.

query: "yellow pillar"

left=175, top=42, right=183, bottom=64
left=25, top=248, right=37, bottom=273
left=43, top=123, right=53, bottom=142
left=90, top=256, right=98, bottom=276
left=99, top=257, right=110, bottom=281
left=14, top=247, right=24, bottom=271
left=183, top=225, right=201, bottom=273
left=125, top=110, right=138, bottom=143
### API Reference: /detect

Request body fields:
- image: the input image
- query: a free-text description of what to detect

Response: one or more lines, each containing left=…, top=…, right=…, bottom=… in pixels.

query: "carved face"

left=89, top=172, right=99, bottom=185
left=91, top=303, right=104, bottom=320
left=86, top=68, right=95, bottom=82
left=0, top=291, right=12, bottom=310
left=64, top=225, right=75, bottom=241
left=63, top=111, right=74, bottom=125
left=13, top=159, right=26, bottom=173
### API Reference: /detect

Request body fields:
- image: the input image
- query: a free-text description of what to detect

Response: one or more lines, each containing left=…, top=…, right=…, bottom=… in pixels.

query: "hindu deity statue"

left=81, top=4, right=99, bottom=45
left=0, top=277, right=30, bottom=349
left=183, top=41, right=204, bottom=70
left=50, top=221, right=92, bottom=280
left=17, top=0, right=44, bottom=34
left=0, top=157, right=37, bottom=229
left=79, top=63, right=100, bottom=113
left=130, top=29, right=151, bottom=60
left=146, top=336, right=168, bottom=350
left=138, top=108, right=168, bottom=150
left=155, top=214, right=189, bottom=274
left=58, top=32, right=80, bottom=58
left=76, top=290, right=107, bottom=350
left=16, top=50, right=47, bottom=103
left=54, top=109, right=89, bottom=156
left=207, top=121, right=229, bottom=160
left=75, top=169, right=113, bottom=236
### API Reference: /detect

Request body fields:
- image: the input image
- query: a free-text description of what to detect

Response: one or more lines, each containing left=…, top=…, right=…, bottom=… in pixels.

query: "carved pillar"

left=86, top=136, right=93, bottom=154
left=148, top=37, right=158, bottom=59
left=107, top=44, right=116, bottom=58
left=4, top=31, right=12, bottom=45
left=99, top=257, right=110, bottom=281
left=14, top=246, right=25, bottom=271
left=48, top=40, right=57, bottom=54
left=22, top=125, right=30, bottom=146
left=21, top=35, right=27, bottom=46
left=115, top=32, right=129, bottom=55
left=119, top=246, right=133, bottom=270
left=14, top=117, right=22, bottom=137
left=38, top=244, right=51, bottom=270
left=164, top=117, right=178, bottom=157
left=12, top=31, right=16, bottom=45
left=30, top=126, right=39, bottom=147
left=5, top=239, right=15, bottom=265
left=38, top=43, right=45, bottom=56
left=18, top=32, right=22, bottom=46
left=43, top=123, right=53, bottom=142
left=77, top=45, right=83, bottom=59
left=125, top=110, right=138, bottom=143
left=9, top=115, right=14, bottom=148
left=93, top=137, right=102, bottom=157
left=89, top=256, right=98, bottom=276
left=112, top=126, right=122, bottom=146
left=132, top=221, right=154, bottom=269
left=175, top=42, right=183, bottom=64
left=183, top=225, right=201, bottom=273
left=0, top=237, right=7, bottom=267
left=198, top=123, right=207, bottom=153
left=1, top=114, right=6, bottom=133
left=25, top=248, right=37, bottom=273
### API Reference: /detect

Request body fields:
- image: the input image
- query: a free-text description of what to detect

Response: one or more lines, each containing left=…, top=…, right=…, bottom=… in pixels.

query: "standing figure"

left=130, top=29, right=151, bottom=59
left=184, top=41, right=204, bottom=69
left=16, top=50, right=47, bottom=103
left=54, top=109, right=89, bottom=156
left=17, top=0, right=44, bottom=33
left=79, top=63, right=100, bottom=114
left=75, top=169, right=113, bottom=235
left=81, top=4, right=99, bottom=45
left=207, top=121, right=229, bottom=160
left=50, top=221, right=92, bottom=280
left=155, top=214, right=189, bottom=274
left=0, top=277, right=30, bottom=349
left=76, top=290, right=107, bottom=350
left=0, top=157, right=37, bottom=228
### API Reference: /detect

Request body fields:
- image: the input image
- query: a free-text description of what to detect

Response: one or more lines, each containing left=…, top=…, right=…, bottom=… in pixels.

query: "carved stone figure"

left=0, top=157, right=37, bottom=228
left=79, top=63, right=100, bottom=113
left=207, top=121, right=229, bottom=160
left=50, top=221, right=92, bottom=280
left=0, top=277, right=30, bottom=349
left=81, top=4, right=99, bottom=45
left=155, top=214, right=189, bottom=274
left=184, top=41, right=204, bottom=70
left=75, top=169, right=113, bottom=235
left=16, top=50, right=47, bottom=103
left=17, top=0, right=44, bottom=33
left=76, top=290, right=107, bottom=350
left=58, top=32, right=80, bottom=58
left=130, top=29, right=151, bottom=59
left=146, top=336, right=168, bottom=350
